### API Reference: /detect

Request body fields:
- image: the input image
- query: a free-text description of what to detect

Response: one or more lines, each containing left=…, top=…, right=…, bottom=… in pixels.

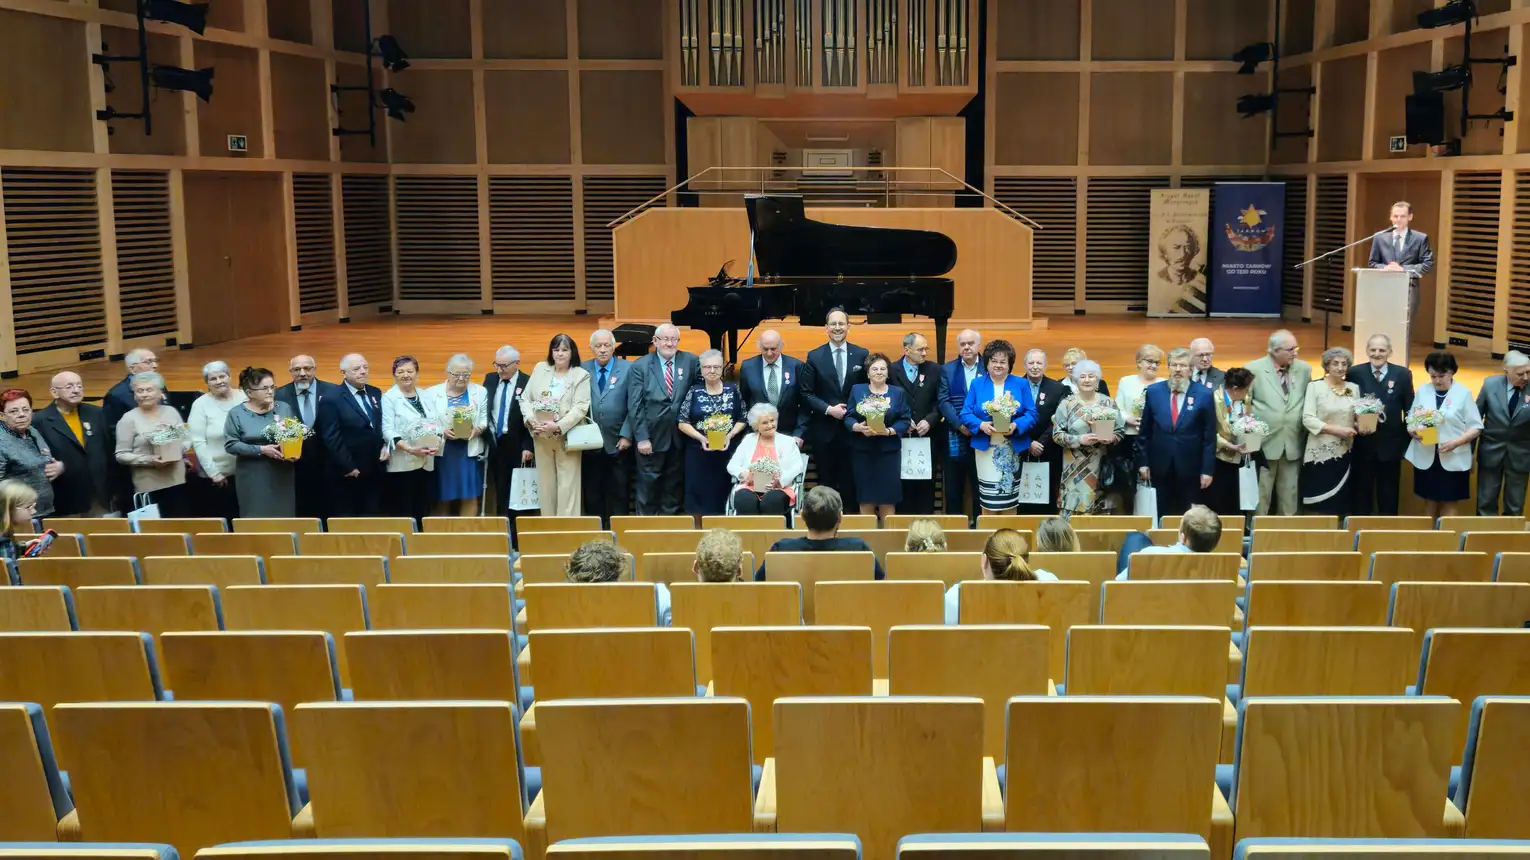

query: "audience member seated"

left=567, top=539, right=671, bottom=625
left=727, top=403, right=806, bottom=516
left=943, top=527, right=1056, bottom=623
left=755, top=486, right=886, bottom=580
left=1115, top=503, right=1222, bottom=579
left=904, top=517, right=947, bottom=552
left=1034, top=516, right=1080, bottom=552
left=693, top=527, right=744, bottom=582
left=0, top=479, right=39, bottom=565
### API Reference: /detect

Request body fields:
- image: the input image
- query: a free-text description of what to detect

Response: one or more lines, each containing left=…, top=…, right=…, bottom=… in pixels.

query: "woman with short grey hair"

left=726, top=400, right=805, bottom=516
left=115, top=371, right=190, bottom=516
left=1300, top=344, right=1362, bottom=514
left=679, top=348, right=745, bottom=519
left=427, top=352, right=489, bottom=516
left=187, top=359, right=247, bottom=519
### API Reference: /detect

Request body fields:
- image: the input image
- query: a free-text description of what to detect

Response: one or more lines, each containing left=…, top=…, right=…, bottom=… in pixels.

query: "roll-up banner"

left=1147, top=188, right=1211, bottom=317
left=1208, top=181, right=1285, bottom=318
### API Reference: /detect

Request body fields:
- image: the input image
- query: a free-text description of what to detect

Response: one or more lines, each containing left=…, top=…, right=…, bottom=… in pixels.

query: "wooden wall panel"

left=580, top=71, right=667, bottom=165
left=1312, top=175, right=1348, bottom=314
left=0, top=168, right=107, bottom=354
left=1391, top=0, right=1436, bottom=36
left=483, top=0, right=568, bottom=59
left=331, top=0, right=370, bottom=54
left=1334, top=3, right=1371, bottom=46
left=993, top=177, right=1077, bottom=303
left=578, top=0, right=664, bottom=60
left=206, top=0, right=249, bottom=34
left=585, top=176, right=667, bottom=302
left=993, top=72, right=1080, bottom=165
left=387, top=70, right=478, bottom=164
left=0, top=10, right=93, bottom=153
left=183, top=173, right=290, bottom=345
left=1317, top=55, right=1367, bottom=163
left=485, top=71, right=572, bottom=164
left=1085, top=176, right=1165, bottom=303
left=1088, top=73, right=1174, bottom=165
left=1374, top=43, right=1432, bottom=161
left=395, top=176, right=481, bottom=301
left=341, top=174, right=394, bottom=307
left=335, top=62, right=387, bottom=163
left=1182, top=72, right=1270, bottom=166
left=271, top=53, right=331, bottom=162
left=1283, top=0, right=1315, bottom=55
left=1091, top=0, right=1175, bottom=61
left=993, top=0, right=1080, bottom=61
left=102, top=27, right=187, bottom=157
left=1446, top=171, right=1500, bottom=339
left=193, top=42, right=266, bottom=159
left=293, top=173, right=339, bottom=314
left=387, top=0, right=472, bottom=58
left=1271, top=64, right=1313, bottom=165
left=1281, top=179, right=1309, bottom=310
left=1358, top=172, right=1441, bottom=338
left=1185, top=0, right=1270, bottom=62
left=1443, top=29, right=1514, bottom=157
left=111, top=170, right=178, bottom=340
left=490, top=177, right=576, bottom=300
left=1511, top=173, right=1530, bottom=349
left=268, top=0, right=315, bottom=45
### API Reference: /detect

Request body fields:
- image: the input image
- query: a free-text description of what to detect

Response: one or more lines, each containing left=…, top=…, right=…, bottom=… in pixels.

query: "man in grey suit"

left=582, top=329, right=634, bottom=527
left=1188, top=338, right=1224, bottom=391
left=1246, top=329, right=1312, bottom=514
left=1474, top=351, right=1530, bottom=516
left=628, top=323, right=700, bottom=515
left=1367, top=200, right=1435, bottom=322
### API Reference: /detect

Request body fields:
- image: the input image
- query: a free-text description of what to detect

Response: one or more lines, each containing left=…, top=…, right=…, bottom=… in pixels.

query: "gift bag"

left=508, top=467, right=541, bottom=511
left=1016, top=459, right=1050, bottom=506
left=1133, top=481, right=1158, bottom=519
left=900, top=436, right=933, bottom=480
left=1238, top=461, right=1260, bottom=511
left=127, top=492, right=161, bottom=529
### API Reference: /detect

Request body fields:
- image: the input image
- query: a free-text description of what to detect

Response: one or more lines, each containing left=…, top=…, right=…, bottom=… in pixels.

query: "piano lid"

left=746, top=194, right=958, bottom=280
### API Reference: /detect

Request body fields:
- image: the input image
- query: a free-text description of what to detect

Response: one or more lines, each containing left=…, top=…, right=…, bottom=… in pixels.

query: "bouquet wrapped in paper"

left=1076, top=400, right=1119, bottom=441
left=1230, top=413, right=1270, bottom=453
left=1406, top=406, right=1444, bottom=445
left=529, top=393, right=561, bottom=428
left=1352, top=396, right=1385, bottom=433
left=404, top=418, right=444, bottom=454
left=748, top=456, right=781, bottom=492
left=1130, top=391, right=1147, bottom=422
left=261, top=415, right=314, bottom=459
left=147, top=423, right=191, bottom=462
left=984, top=391, right=1021, bottom=445
left=448, top=404, right=476, bottom=439
left=856, top=394, right=893, bottom=434
left=700, top=411, right=733, bottom=451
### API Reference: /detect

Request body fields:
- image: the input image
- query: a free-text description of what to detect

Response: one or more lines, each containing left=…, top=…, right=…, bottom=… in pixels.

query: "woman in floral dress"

left=678, top=349, right=745, bottom=517
left=1052, top=360, right=1124, bottom=514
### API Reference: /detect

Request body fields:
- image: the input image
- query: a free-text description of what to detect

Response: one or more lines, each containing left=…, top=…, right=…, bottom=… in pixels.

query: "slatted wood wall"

left=992, top=176, right=1076, bottom=304
left=1511, top=172, right=1530, bottom=350
left=340, top=174, right=393, bottom=308
left=109, top=170, right=177, bottom=339
left=582, top=176, right=667, bottom=303
left=489, top=177, right=576, bottom=301
left=293, top=173, right=338, bottom=314
left=1084, top=176, right=1166, bottom=305
left=1447, top=170, right=1499, bottom=341
left=395, top=176, right=480, bottom=302
left=0, top=168, right=108, bottom=355
left=1281, top=178, right=1309, bottom=311
left=1312, top=174, right=1347, bottom=314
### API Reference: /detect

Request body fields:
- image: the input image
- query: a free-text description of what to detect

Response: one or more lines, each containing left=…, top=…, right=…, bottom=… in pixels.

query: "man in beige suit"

left=1246, top=329, right=1312, bottom=514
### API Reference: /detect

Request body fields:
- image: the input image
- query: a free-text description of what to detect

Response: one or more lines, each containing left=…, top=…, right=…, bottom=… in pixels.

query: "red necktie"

left=664, top=359, right=674, bottom=396
left=1170, top=392, right=1180, bottom=427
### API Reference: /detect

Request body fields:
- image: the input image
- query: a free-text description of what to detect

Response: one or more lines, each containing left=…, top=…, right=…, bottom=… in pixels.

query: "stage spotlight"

left=1418, top=0, right=1473, bottom=29
left=379, top=88, right=415, bottom=121
left=144, top=0, right=210, bottom=35
left=1413, top=65, right=1471, bottom=93
left=376, top=35, right=410, bottom=72
left=151, top=65, right=214, bottom=102
left=1237, top=93, right=1277, bottom=118
left=1232, top=42, right=1274, bottom=74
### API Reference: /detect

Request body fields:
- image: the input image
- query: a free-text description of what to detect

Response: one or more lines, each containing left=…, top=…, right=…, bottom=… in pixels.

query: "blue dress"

left=845, top=384, right=912, bottom=506
left=1414, top=388, right=1470, bottom=502
left=681, top=383, right=745, bottom=515
left=436, top=391, right=484, bottom=502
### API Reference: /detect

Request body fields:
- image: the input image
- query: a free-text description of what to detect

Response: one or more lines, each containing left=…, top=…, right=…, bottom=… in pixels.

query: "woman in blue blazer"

left=961, top=339, right=1039, bottom=514
left=845, top=352, right=911, bottom=524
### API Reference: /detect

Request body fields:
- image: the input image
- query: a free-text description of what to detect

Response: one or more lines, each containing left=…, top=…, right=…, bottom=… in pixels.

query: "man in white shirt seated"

left=1115, top=504, right=1223, bottom=579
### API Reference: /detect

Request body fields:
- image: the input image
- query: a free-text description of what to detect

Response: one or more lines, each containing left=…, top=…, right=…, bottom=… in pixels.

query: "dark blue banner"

left=1208, top=182, right=1285, bottom=318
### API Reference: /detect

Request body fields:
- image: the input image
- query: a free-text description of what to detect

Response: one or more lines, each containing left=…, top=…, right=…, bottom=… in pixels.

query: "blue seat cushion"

left=1215, top=763, right=1234, bottom=801
left=1449, top=764, right=1461, bottom=801
left=1226, top=684, right=1241, bottom=706
left=996, top=764, right=1005, bottom=792
left=1231, top=631, right=1245, bottom=649
left=519, top=686, right=534, bottom=711
left=524, top=766, right=541, bottom=803
left=291, top=768, right=310, bottom=807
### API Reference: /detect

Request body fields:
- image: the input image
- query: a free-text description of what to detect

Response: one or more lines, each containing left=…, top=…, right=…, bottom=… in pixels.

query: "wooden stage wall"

left=611, top=207, right=1035, bottom=327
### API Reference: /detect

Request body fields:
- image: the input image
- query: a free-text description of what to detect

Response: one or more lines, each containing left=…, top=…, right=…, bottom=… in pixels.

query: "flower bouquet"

left=1406, top=406, right=1444, bottom=445
left=448, top=404, right=476, bottom=440
left=261, top=415, right=314, bottom=459
left=984, top=391, right=1020, bottom=446
left=404, top=418, right=443, bottom=454
left=1076, top=400, right=1119, bottom=440
left=700, top=411, right=733, bottom=451
left=1353, top=396, right=1385, bottom=434
left=529, top=393, right=561, bottom=428
left=1130, top=391, right=1146, bottom=420
left=147, top=423, right=191, bottom=462
left=1230, top=413, right=1270, bottom=453
left=857, top=394, right=893, bottom=434
left=748, top=456, right=781, bottom=492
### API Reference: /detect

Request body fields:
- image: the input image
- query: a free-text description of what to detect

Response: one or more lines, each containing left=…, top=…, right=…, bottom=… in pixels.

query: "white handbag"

left=563, top=419, right=604, bottom=453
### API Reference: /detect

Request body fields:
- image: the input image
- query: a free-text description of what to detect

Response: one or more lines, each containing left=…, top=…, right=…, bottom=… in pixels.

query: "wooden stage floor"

left=15, top=315, right=1496, bottom=397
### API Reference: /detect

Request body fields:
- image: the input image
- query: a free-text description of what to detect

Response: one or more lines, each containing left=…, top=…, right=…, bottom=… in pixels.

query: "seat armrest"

left=525, top=790, right=548, bottom=860
left=982, top=757, right=1004, bottom=832
left=1047, top=679, right=1058, bottom=696
left=753, top=757, right=777, bottom=832
left=872, top=678, right=889, bottom=696
left=57, top=808, right=81, bottom=842
left=517, top=644, right=533, bottom=685
left=1220, top=698, right=1236, bottom=765
left=1443, top=797, right=1465, bottom=837
left=1210, top=783, right=1233, bottom=860
left=521, top=702, right=540, bottom=767
left=291, top=802, right=315, bottom=838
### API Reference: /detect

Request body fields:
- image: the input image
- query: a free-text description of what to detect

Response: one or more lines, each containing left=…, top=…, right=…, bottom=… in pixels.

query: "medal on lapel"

left=83, top=421, right=92, bottom=437
left=1387, top=380, right=1395, bottom=391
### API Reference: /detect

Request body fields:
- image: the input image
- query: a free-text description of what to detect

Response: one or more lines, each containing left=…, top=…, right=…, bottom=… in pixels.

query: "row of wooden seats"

left=4, top=695, right=1525, bottom=860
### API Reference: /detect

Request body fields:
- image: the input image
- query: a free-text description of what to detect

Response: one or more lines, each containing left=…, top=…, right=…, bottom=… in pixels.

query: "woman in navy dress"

left=678, top=349, right=746, bottom=519
left=846, top=352, right=912, bottom=525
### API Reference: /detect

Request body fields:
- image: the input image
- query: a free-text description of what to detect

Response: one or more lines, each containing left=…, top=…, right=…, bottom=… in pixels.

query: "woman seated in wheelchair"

left=726, top=403, right=805, bottom=516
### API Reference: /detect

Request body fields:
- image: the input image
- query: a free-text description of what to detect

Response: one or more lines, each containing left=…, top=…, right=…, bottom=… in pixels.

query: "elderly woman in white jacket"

left=427, top=353, right=490, bottom=517
left=381, top=355, right=444, bottom=521
left=1405, top=350, right=1483, bottom=518
left=726, top=403, right=806, bottom=516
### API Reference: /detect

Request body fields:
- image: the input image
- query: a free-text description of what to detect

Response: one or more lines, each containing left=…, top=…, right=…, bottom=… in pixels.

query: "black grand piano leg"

left=934, top=319, right=949, bottom=365
left=727, top=329, right=739, bottom=370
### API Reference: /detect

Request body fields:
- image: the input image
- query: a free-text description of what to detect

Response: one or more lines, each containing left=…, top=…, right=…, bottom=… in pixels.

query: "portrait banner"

left=1208, top=181, right=1285, bottom=318
left=1147, top=189, right=1211, bottom=317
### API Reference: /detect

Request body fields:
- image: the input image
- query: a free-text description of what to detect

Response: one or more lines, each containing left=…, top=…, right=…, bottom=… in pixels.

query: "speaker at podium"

left=1352, top=267, right=1413, bottom=364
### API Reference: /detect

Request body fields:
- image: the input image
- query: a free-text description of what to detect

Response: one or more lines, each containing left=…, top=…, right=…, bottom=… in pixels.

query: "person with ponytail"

left=0, top=479, right=40, bottom=565
left=903, top=517, right=947, bottom=553
left=944, top=527, right=1055, bottom=624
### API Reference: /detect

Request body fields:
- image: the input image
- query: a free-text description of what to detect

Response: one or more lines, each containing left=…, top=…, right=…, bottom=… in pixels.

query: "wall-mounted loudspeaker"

left=1405, top=92, right=1446, bottom=145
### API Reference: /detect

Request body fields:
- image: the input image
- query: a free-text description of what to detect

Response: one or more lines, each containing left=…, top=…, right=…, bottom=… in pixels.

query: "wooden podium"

left=1352, top=268, right=1412, bottom=364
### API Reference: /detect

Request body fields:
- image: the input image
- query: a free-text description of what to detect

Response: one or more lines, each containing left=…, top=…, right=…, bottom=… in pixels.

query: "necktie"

left=1374, top=367, right=1383, bottom=382
left=356, top=388, right=372, bottom=423
left=905, top=363, right=916, bottom=382
left=767, top=363, right=779, bottom=404
left=1170, top=392, right=1180, bottom=427
left=497, top=385, right=509, bottom=436
left=299, top=389, right=312, bottom=426
left=599, top=365, right=608, bottom=395
left=664, top=359, right=674, bottom=397
left=1279, top=370, right=1289, bottom=395
left=835, top=348, right=846, bottom=387
left=1397, top=231, right=1404, bottom=254
left=1512, top=388, right=1523, bottom=418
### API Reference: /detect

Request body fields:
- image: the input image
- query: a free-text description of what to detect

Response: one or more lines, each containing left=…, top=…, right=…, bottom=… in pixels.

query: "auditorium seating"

left=761, top=552, right=876, bottom=622
left=670, top=582, right=801, bottom=683
left=815, top=581, right=944, bottom=676
left=887, top=625, right=1050, bottom=757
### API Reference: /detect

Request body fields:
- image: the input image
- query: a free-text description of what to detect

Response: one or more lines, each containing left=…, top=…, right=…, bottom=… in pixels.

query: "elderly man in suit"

left=1346, top=334, right=1414, bottom=514
left=481, top=345, right=535, bottom=518
left=938, top=328, right=983, bottom=523
left=1368, top=200, right=1435, bottom=322
left=33, top=372, right=110, bottom=517
left=890, top=331, right=944, bottom=515
left=581, top=330, right=633, bottom=526
left=1188, top=338, right=1224, bottom=391
left=1136, top=347, right=1217, bottom=516
left=738, top=329, right=808, bottom=445
left=275, top=353, right=330, bottom=520
left=1475, top=350, right=1530, bottom=516
left=1246, top=329, right=1312, bottom=514
left=629, top=323, right=700, bottom=515
left=1017, top=348, right=1067, bottom=514
left=317, top=353, right=388, bottom=516
left=103, top=348, right=159, bottom=512
left=801, top=308, right=869, bottom=509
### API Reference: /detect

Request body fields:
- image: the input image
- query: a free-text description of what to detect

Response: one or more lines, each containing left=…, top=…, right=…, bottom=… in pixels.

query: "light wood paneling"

left=387, top=0, right=473, bottom=58
left=183, top=172, right=290, bottom=345
left=1317, top=55, right=1367, bottom=163
left=577, top=0, right=664, bottom=60
left=0, top=10, right=93, bottom=153
left=270, top=53, right=330, bottom=162
left=1091, top=0, right=1176, bottom=61
left=1183, top=73, right=1272, bottom=166
left=482, top=0, right=568, bottom=59
left=579, top=70, right=667, bottom=165
left=1270, top=63, right=1314, bottom=165
left=1334, top=2, right=1372, bottom=46
left=1283, top=0, right=1315, bottom=55
left=100, top=27, right=187, bottom=158
left=111, top=170, right=179, bottom=340
left=994, top=73, right=1080, bottom=165
left=1443, top=28, right=1515, bottom=157
left=993, top=0, right=1080, bottom=60
left=388, top=71, right=478, bottom=165
left=193, top=42, right=266, bottom=160
left=1186, top=0, right=1271, bottom=61
left=267, top=0, right=314, bottom=45
left=334, top=62, right=387, bottom=164
left=331, top=0, right=370, bottom=54
left=1089, top=73, right=1174, bottom=166
left=1374, top=43, right=1433, bottom=161
left=484, top=71, right=572, bottom=165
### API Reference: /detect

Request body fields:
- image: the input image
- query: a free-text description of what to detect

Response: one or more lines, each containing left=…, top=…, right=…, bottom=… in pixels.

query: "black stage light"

left=376, top=35, right=410, bottom=72
left=1237, top=93, right=1277, bottom=118
left=144, top=0, right=210, bottom=35
left=1232, top=42, right=1274, bottom=74
left=379, top=88, right=415, bottom=121
left=151, top=65, right=215, bottom=101
left=1418, top=0, right=1474, bottom=29
left=1413, top=66, right=1471, bottom=93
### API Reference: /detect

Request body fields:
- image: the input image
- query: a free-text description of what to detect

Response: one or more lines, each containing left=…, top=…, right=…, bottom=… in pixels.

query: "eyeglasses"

left=246, top=385, right=275, bottom=393
left=447, top=372, right=472, bottom=381
left=701, top=365, right=724, bottom=372
left=493, top=362, right=516, bottom=370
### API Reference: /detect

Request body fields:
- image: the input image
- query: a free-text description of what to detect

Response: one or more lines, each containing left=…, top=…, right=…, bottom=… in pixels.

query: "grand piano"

left=669, top=195, right=958, bottom=366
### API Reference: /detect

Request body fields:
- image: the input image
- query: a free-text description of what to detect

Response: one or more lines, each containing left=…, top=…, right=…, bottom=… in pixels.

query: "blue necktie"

left=599, top=365, right=608, bottom=394
left=497, top=385, right=509, bottom=436
left=905, top=363, right=916, bottom=382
